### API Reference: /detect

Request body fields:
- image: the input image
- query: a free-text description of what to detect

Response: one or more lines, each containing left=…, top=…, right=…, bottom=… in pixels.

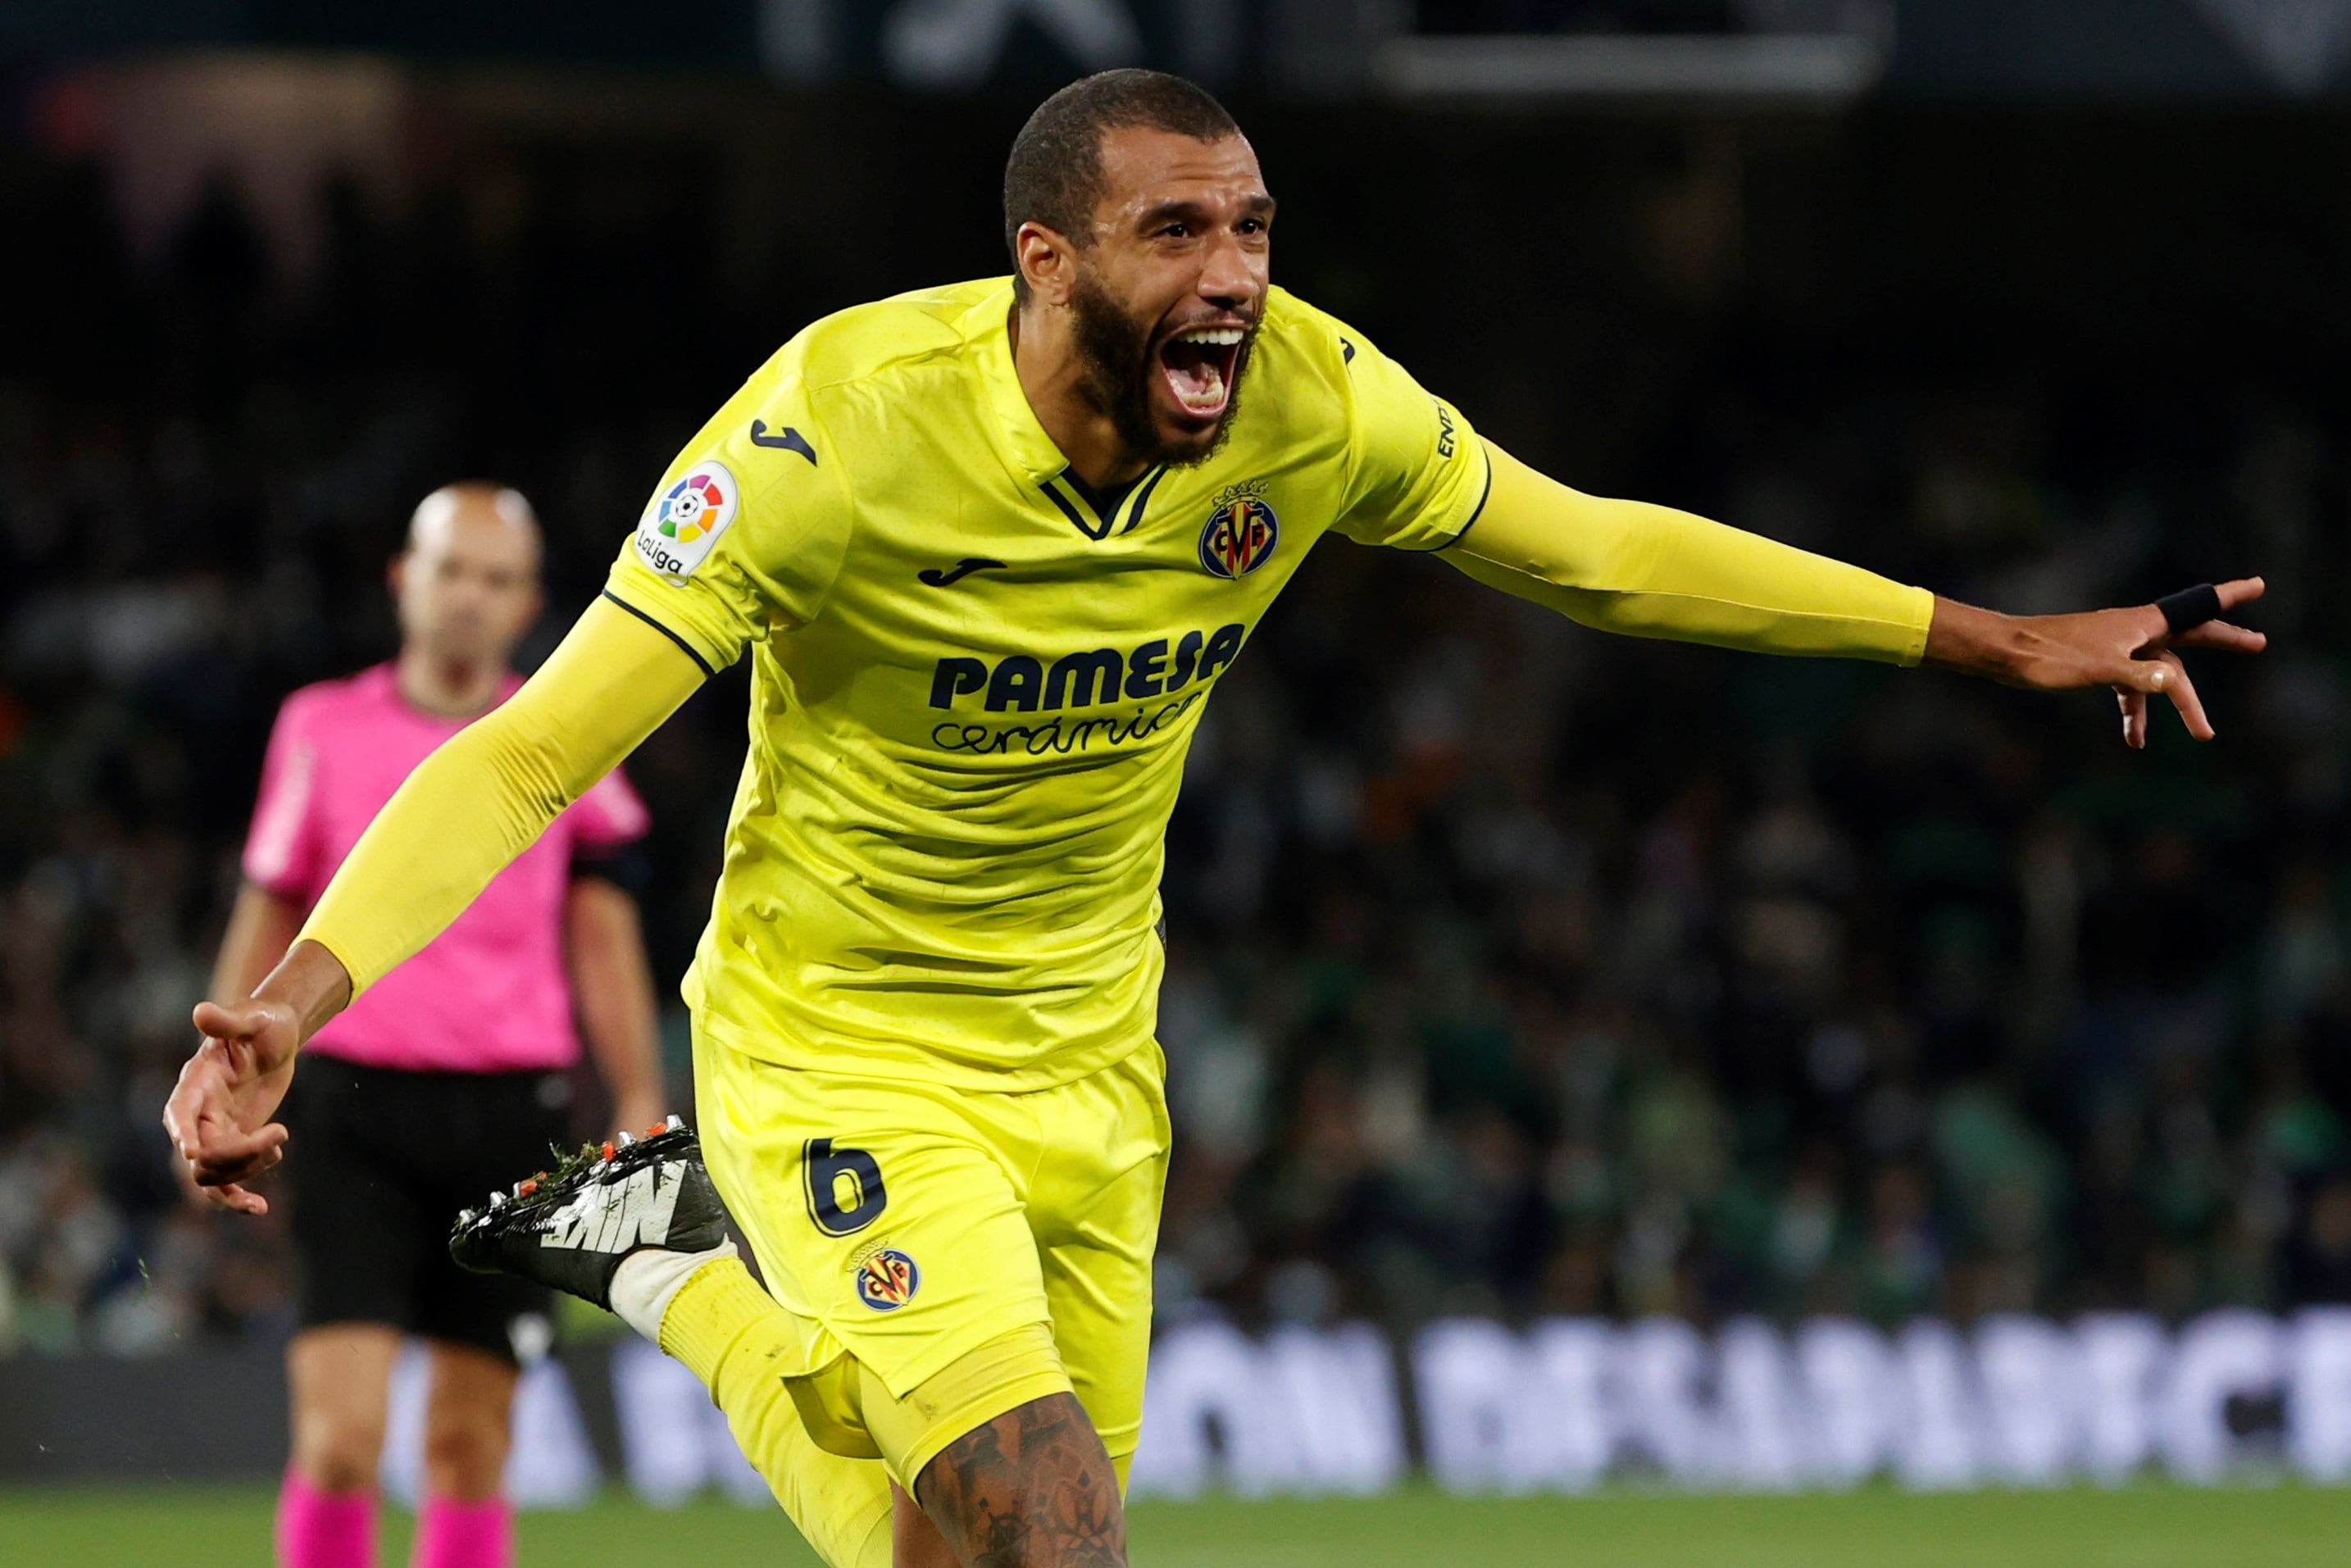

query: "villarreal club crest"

left=1198, top=482, right=1279, bottom=579
left=857, top=1248, right=921, bottom=1311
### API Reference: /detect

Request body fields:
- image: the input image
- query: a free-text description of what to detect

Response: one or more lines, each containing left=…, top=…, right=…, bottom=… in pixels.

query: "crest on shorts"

left=634, top=459, right=740, bottom=579
left=856, top=1248, right=921, bottom=1311
left=1198, top=481, right=1279, bottom=579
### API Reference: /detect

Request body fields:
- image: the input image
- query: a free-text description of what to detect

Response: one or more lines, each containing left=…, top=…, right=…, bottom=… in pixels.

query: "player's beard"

left=1068, top=270, right=1249, bottom=470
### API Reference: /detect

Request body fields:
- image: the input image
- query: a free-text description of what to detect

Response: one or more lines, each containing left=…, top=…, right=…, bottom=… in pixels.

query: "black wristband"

left=2156, top=583, right=2221, bottom=636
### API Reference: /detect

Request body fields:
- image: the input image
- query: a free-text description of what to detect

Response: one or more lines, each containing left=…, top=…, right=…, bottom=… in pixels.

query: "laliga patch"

left=634, top=460, right=740, bottom=579
left=1198, top=482, right=1279, bottom=579
left=855, top=1248, right=921, bottom=1311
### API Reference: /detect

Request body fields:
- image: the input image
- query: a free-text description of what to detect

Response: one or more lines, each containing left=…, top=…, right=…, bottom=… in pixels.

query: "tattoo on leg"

left=915, top=1393, right=1126, bottom=1568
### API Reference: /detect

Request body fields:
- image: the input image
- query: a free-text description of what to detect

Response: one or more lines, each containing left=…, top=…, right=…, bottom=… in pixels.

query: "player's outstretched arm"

left=1445, top=439, right=2264, bottom=743
left=1447, top=440, right=1938, bottom=664
left=165, top=597, right=710, bottom=1210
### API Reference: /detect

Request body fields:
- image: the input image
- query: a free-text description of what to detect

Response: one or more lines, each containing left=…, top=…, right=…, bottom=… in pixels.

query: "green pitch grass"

left=1, top=1481, right=2344, bottom=1566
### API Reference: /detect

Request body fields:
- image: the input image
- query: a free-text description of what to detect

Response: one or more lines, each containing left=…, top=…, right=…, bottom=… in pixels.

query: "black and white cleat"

left=449, top=1116, right=730, bottom=1311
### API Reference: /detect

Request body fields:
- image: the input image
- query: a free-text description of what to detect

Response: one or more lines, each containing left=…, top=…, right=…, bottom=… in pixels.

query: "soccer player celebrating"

left=170, top=73, right=2264, bottom=1568
left=211, top=483, right=665, bottom=1568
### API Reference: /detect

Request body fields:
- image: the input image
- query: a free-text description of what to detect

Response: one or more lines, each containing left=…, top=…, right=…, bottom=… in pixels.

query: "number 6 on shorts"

left=803, top=1138, right=888, bottom=1236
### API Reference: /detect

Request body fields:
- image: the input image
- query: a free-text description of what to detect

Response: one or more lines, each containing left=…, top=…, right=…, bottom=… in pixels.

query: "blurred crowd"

left=1, top=120, right=2347, bottom=1359
left=1414, top=1, right=1886, bottom=34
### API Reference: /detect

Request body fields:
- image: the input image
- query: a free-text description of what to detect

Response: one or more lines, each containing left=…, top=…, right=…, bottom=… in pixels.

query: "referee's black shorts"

left=280, top=1057, right=571, bottom=1363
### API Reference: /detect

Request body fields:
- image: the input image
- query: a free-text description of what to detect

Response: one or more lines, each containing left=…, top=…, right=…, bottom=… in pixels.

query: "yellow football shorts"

left=691, top=1022, right=1171, bottom=1488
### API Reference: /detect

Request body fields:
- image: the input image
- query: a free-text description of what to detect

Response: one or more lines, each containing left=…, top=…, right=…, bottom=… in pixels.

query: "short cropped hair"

left=1003, top=69, right=1240, bottom=298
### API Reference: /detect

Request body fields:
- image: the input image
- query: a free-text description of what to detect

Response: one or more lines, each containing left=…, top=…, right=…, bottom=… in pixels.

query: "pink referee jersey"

left=242, top=663, right=651, bottom=1074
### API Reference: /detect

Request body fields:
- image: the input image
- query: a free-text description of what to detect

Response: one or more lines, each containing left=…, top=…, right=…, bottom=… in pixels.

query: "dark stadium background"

left=2, top=0, right=2350, bottom=1529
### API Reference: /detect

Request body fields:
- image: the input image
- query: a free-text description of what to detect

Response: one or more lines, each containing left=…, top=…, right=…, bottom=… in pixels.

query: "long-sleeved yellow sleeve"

left=298, top=597, right=709, bottom=997
left=1446, top=439, right=1935, bottom=664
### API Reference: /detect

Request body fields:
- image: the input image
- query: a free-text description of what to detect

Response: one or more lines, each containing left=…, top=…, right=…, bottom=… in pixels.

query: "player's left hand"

left=163, top=997, right=302, bottom=1215
left=1925, top=578, right=2267, bottom=748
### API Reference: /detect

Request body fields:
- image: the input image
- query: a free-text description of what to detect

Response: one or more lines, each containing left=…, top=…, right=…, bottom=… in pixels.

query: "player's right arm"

left=168, top=350, right=854, bottom=1211
left=166, top=601, right=708, bottom=1209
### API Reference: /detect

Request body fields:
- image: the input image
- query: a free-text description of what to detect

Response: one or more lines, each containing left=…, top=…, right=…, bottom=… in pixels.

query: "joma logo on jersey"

left=540, top=1165, right=681, bottom=1254
left=930, top=624, right=1246, bottom=712
left=1198, top=483, right=1279, bottom=579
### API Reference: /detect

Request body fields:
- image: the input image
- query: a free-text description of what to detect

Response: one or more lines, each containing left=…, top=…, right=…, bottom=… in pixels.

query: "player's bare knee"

left=292, top=1412, right=384, bottom=1495
left=421, top=1411, right=511, bottom=1499
left=914, top=1393, right=1126, bottom=1568
left=294, top=1446, right=380, bottom=1496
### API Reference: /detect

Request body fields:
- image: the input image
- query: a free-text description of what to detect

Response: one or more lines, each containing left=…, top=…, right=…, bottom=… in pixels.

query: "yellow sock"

left=657, top=1257, right=895, bottom=1568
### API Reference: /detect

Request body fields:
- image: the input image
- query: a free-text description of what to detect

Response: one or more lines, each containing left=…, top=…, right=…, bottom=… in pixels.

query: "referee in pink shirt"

left=211, top=483, right=666, bottom=1568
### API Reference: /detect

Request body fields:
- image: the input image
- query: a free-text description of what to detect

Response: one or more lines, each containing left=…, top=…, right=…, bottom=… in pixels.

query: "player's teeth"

left=1179, top=328, right=1244, bottom=345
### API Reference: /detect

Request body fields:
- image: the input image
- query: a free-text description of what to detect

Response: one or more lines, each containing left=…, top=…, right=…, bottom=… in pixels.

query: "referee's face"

left=393, top=488, right=544, bottom=674
left=1072, top=126, right=1272, bottom=466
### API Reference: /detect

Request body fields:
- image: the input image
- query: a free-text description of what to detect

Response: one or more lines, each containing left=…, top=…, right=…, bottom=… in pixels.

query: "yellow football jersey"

left=603, top=277, right=1489, bottom=1089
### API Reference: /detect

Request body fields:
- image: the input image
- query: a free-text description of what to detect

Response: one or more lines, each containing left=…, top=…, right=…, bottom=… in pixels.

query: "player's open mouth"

left=1159, top=325, right=1247, bottom=422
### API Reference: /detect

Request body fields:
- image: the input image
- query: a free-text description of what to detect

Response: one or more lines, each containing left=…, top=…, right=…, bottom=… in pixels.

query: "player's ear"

left=1016, top=220, right=1077, bottom=307
left=387, top=552, right=408, bottom=599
